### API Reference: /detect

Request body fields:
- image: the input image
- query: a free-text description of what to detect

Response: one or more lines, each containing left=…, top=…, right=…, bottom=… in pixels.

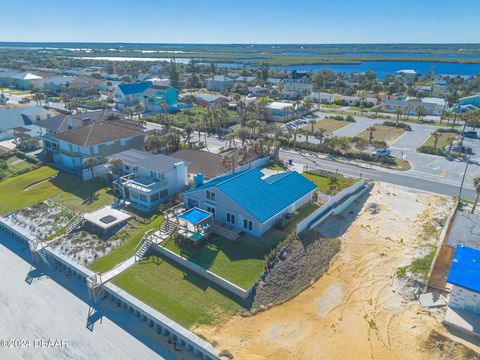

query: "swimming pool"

left=177, top=208, right=212, bottom=224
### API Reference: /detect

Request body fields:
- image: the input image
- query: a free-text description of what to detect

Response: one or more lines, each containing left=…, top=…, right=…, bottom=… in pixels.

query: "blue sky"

left=1, top=0, right=479, bottom=43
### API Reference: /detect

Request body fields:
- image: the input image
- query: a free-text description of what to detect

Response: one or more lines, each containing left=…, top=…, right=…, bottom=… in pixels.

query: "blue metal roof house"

left=447, top=245, right=480, bottom=316
left=183, top=168, right=316, bottom=237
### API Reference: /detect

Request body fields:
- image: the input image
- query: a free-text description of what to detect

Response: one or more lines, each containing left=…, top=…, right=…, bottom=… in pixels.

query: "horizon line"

left=1, top=41, right=480, bottom=46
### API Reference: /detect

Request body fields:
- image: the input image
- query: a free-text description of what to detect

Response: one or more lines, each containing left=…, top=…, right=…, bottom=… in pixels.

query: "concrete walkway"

left=100, top=256, right=136, bottom=283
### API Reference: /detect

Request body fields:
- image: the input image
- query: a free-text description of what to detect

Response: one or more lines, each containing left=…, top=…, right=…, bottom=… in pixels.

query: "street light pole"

left=458, top=158, right=470, bottom=200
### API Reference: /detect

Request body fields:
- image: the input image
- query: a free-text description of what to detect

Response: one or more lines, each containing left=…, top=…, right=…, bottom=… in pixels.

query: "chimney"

left=193, top=173, right=204, bottom=188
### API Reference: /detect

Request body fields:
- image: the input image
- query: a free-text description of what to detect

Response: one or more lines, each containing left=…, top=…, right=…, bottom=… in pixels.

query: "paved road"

left=0, top=233, right=180, bottom=360
left=280, top=150, right=477, bottom=201
left=289, top=112, right=480, bottom=189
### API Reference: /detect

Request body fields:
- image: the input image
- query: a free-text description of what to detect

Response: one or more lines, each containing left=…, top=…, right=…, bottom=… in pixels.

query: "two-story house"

left=39, top=116, right=145, bottom=180
left=114, top=81, right=178, bottom=113
left=183, top=168, right=316, bottom=237
left=104, top=149, right=188, bottom=211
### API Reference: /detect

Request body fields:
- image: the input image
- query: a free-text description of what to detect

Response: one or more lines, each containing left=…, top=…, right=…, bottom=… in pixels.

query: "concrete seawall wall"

left=0, top=217, right=219, bottom=360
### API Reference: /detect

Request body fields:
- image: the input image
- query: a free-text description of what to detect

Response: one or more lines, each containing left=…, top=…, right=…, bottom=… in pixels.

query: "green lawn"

left=423, top=132, right=456, bottom=149
left=162, top=202, right=319, bottom=289
left=89, top=214, right=164, bottom=273
left=112, top=258, right=241, bottom=328
left=0, top=166, right=113, bottom=215
left=302, top=171, right=359, bottom=195
left=312, top=118, right=351, bottom=134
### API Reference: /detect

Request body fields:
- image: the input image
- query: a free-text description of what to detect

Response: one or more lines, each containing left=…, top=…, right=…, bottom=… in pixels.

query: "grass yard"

left=302, top=171, right=358, bottom=195
left=312, top=118, right=351, bottom=134
left=357, top=125, right=405, bottom=145
left=89, top=214, right=164, bottom=274
left=112, top=258, right=241, bottom=328
left=422, top=132, right=456, bottom=149
left=0, top=166, right=113, bottom=215
left=162, top=202, right=319, bottom=289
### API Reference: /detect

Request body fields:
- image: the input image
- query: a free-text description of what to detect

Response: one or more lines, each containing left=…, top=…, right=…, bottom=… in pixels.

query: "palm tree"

left=107, top=158, right=124, bottom=176
left=125, top=108, right=133, bottom=120
left=221, top=153, right=236, bottom=173
left=235, top=128, right=250, bottom=147
left=145, top=133, right=162, bottom=153
left=472, top=176, right=480, bottom=214
left=395, top=106, right=403, bottom=125
left=367, top=126, right=376, bottom=144
left=226, top=132, right=236, bottom=148
left=416, top=106, right=426, bottom=121
left=314, top=128, right=327, bottom=144
left=105, top=112, right=120, bottom=121
left=432, top=132, right=440, bottom=149
left=82, top=157, right=98, bottom=180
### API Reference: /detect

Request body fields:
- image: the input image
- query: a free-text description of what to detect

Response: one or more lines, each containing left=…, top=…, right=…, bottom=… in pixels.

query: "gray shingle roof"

left=107, top=149, right=184, bottom=173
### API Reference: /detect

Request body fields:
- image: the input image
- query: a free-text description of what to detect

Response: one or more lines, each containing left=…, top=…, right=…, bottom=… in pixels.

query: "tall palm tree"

left=82, top=157, right=98, bottom=180
left=367, top=126, right=376, bottom=144
left=108, top=158, right=124, bottom=176
left=395, top=106, right=403, bottom=125
left=221, top=153, right=236, bottom=173
left=314, top=128, right=327, bottom=144
left=472, top=176, right=480, bottom=214
left=235, top=128, right=250, bottom=147
left=432, top=132, right=440, bottom=149
left=145, top=133, right=162, bottom=153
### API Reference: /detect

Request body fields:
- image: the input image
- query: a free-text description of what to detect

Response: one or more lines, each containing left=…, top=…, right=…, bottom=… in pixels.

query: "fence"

left=153, top=243, right=250, bottom=300
left=296, top=180, right=368, bottom=234
left=0, top=217, right=220, bottom=360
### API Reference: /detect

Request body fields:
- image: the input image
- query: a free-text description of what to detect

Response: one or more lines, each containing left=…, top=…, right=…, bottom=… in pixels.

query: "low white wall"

left=296, top=180, right=366, bottom=234
left=153, top=243, right=250, bottom=300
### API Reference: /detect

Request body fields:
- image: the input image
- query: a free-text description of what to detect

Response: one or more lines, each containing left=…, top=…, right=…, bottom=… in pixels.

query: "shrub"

left=0, top=159, right=7, bottom=170
left=383, top=121, right=412, bottom=131
left=418, top=145, right=445, bottom=156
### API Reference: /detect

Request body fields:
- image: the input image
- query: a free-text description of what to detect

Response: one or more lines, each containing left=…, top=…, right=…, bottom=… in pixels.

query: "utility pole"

left=458, top=158, right=470, bottom=200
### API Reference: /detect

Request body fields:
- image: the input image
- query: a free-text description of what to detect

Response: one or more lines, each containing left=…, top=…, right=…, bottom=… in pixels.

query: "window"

left=207, top=206, right=216, bottom=217
left=243, top=219, right=253, bottom=231
left=150, top=171, right=156, bottom=179
left=150, top=193, right=160, bottom=202
left=139, top=194, right=147, bottom=202
left=159, top=189, right=168, bottom=198
left=226, top=213, right=235, bottom=224
left=206, top=190, right=216, bottom=202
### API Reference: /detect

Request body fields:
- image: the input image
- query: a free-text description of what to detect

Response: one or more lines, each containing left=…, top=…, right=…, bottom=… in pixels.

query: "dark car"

left=464, top=131, right=478, bottom=139
left=453, top=145, right=473, bottom=154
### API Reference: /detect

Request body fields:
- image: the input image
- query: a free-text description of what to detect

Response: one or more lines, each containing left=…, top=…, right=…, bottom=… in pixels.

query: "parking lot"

left=286, top=112, right=480, bottom=188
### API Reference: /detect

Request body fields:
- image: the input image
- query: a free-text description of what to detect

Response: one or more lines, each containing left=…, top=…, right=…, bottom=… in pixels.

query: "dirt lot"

left=358, top=124, right=405, bottom=145
left=197, top=183, right=480, bottom=360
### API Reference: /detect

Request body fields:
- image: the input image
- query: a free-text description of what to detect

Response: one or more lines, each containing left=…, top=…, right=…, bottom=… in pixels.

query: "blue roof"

left=447, top=245, right=480, bottom=293
left=118, top=81, right=152, bottom=95
left=186, top=169, right=316, bottom=223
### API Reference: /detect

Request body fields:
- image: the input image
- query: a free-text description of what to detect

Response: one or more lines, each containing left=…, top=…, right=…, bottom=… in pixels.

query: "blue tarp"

left=447, top=245, right=480, bottom=293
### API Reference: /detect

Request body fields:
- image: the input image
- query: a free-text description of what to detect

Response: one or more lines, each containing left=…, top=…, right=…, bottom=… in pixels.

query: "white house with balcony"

left=106, top=149, right=188, bottom=211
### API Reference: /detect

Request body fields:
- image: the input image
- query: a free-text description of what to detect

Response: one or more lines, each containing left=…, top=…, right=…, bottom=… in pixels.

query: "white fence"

left=296, top=180, right=367, bottom=234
